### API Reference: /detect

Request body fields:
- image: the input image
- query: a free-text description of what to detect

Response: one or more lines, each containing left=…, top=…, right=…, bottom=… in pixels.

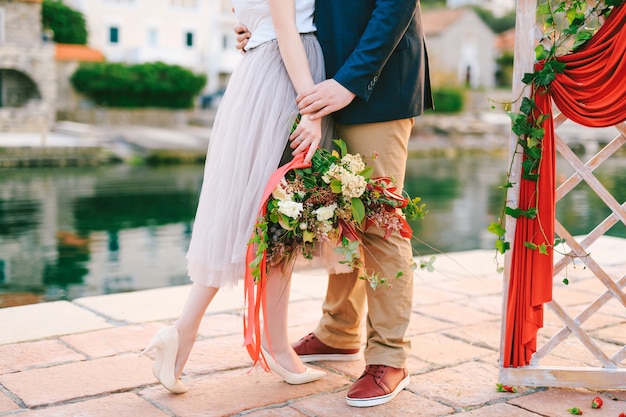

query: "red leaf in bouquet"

left=338, top=218, right=360, bottom=242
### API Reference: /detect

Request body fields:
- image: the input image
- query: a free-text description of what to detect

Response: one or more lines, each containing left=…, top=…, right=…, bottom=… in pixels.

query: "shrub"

left=70, top=62, right=207, bottom=109
left=42, top=0, right=88, bottom=44
left=431, top=87, right=464, bottom=113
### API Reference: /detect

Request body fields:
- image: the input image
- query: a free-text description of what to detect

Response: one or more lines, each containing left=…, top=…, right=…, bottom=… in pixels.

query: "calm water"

left=1, top=153, right=625, bottom=306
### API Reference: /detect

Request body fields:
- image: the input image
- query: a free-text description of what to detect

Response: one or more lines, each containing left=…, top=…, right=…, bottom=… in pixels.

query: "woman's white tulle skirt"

left=186, top=34, right=332, bottom=289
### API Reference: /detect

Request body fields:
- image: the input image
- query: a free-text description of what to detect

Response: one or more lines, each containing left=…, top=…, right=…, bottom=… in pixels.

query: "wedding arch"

left=498, top=0, right=626, bottom=387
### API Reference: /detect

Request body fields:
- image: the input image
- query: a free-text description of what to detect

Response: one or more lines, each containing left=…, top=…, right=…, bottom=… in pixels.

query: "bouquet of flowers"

left=248, top=139, right=426, bottom=290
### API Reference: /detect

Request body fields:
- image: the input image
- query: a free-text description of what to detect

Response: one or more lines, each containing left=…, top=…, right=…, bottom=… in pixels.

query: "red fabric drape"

left=504, top=3, right=626, bottom=368
left=243, top=151, right=311, bottom=371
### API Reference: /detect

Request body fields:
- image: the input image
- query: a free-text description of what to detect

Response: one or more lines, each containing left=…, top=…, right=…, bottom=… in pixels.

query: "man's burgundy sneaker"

left=292, top=332, right=360, bottom=362
left=346, top=365, right=410, bottom=407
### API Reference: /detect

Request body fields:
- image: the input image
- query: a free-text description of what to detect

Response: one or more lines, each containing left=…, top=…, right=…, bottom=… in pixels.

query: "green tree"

left=472, top=7, right=516, bottom=33
left=42, top=0, right=88, bottom=44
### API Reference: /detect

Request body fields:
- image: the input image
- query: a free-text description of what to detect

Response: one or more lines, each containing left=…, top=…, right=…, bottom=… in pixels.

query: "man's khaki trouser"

left=314, top=118, right=415, bottom=368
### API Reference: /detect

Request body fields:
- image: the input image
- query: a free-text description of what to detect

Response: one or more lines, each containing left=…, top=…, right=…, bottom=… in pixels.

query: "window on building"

left=148, top=28, right=158, bottom=46
left=185, top=31, right=194, bottom=47
left=109, top=26, right=119, bottom=44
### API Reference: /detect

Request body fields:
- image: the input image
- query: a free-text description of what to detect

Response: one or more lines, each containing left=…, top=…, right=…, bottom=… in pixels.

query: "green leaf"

left=538, top=243, right=549, bottom=255
left=535, top=68, right=556, bottom=86
left=535, top=44, right=549, bottom=60
left=537, top=3, right=551, bottom=15
left=488, top=222, right=506, bottom=237
left=495, top=239, right=510, bottom=254
left=330, top=179, right=342, bottom=193
left=554, top=237, right=566, bottom=245
left=351, top=198, right=365, bottom=225
left=333, top=138, right=348, bottom=158
left=562, top=277, right=569, bottom=285
left=419, top=256, right=436, bottom=272
left=524, top=241, right=538, bottom=250
left=573, top=30, right=593, bottom=50
left=521, top=72, right=536, bottom=85
left=520, top=97, right=535, bottom=115
left=359, top=166, right=374, bottom=179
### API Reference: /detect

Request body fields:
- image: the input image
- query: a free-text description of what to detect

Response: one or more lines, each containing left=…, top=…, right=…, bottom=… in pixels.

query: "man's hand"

left=296, top=79, right=356, bottom=120
left=234, top=23, right=250, bottom=52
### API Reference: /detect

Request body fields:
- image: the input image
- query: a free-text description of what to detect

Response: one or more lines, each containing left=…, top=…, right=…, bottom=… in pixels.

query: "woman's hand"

left=289, top=116, right=321, bottom=163
left=234, top=23, right=251, bottom=52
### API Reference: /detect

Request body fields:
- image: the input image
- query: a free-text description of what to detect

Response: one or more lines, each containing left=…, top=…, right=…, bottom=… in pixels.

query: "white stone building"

left=423, top=8, right=497, bottom=89
left=65, top=0, right=241, bottom=94
left=0, top=0, right=56, bottom=132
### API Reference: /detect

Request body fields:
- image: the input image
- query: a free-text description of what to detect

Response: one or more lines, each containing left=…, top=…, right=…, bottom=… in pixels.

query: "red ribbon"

left=243, top=151, right=311, bottom=371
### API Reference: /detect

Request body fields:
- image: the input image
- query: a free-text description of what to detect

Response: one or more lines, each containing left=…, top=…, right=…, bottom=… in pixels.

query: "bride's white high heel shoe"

left=141, top=326, right=189, bottom=394
left=261, top=347, right=325, bottom=385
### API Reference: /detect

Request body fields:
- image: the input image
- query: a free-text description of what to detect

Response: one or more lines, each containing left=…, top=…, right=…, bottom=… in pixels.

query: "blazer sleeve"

left=333, top=0, right=418, bottom=102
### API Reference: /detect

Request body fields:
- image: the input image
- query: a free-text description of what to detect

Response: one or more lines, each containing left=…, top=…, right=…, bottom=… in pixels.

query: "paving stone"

left=243, top=406, right=309, bottom=416
left=409, top=333, right=493, bottom=366
left=25, top=393, right=168, bottom=417
left=406, top=312, right=457, bottom=337
left=182, top=334, right=253, bottom=376
left=509, top=388, right=625, bottom=417
left=0, top=391, right=20, bottom=413
left=409, top=360, right=525, bottom=409
left=415, top=302, right=498, bottom=327
left=60, top=322, right=165, bottom=358
left=293, top=389, right=454, bottom=417
left=443, top=321, right=502, bottom=351
left=429, top=274, right=503, bottom=298
left=454, top=402, right=543, bottom=416
left=140, top=366, right=349, bottom=417
left=0, top=355, right=154, bottom=408
left=412, top=284, right=464, bottom=306
left=0, top=301, right=112, bottom=345
left=73, top=285, right=194, bottom=323
left=460, top=294, right=504, bottom=316
left=197, top=312, right=243, bottom=338
left=0, top=340, right=85, bottom=375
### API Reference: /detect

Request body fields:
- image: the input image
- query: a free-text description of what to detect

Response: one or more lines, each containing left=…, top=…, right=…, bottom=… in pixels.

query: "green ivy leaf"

left=538, top=243, right=549, bottom=255
left=537, top=3, right=551, bottom=15
left=488, top=222, right=506, bottom=237
left=495, top=239, right=510, bottom=254
left=562, top=277, right=569, bottom=285
left=554, top=237, right=566, bottom=245
left=573, top=30, right=593, bottom=49
left=535, top=44, right=549, bottom=60
left=520, top=97, right=535, bottom=115
left=524, top=241, right=538, bottom=250
left=522, top=72, right=536, bottom=85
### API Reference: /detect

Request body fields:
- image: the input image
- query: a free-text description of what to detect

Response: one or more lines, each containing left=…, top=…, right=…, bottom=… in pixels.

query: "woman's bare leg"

left=263, top=263, right=305, bottom=373
left=173, top=283, right=219, bottom=378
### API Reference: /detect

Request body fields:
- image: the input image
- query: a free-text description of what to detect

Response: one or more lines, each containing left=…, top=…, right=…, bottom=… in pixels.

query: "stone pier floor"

left=1, top=238, right=625, bottom=416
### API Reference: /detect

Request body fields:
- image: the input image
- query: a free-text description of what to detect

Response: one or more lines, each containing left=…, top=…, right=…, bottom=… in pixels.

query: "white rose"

left=314, top=203, right=337, bottom=221
left=278, top=200, right=303, bottom=218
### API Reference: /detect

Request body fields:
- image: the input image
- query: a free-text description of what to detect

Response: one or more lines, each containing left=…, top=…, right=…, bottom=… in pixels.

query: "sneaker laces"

left=363, top=365, right=387, bottom=379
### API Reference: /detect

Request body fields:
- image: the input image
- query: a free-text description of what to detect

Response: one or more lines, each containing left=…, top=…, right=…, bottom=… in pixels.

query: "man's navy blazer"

left=314, top=0, right=433, bottom=124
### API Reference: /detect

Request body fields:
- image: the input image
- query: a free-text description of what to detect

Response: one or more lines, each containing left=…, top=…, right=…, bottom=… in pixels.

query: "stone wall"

left=2, top=0, right=43, bottom=44
left=0, top=0, right=56, bottom=132
left=59, top=107, right=192, bottom=129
